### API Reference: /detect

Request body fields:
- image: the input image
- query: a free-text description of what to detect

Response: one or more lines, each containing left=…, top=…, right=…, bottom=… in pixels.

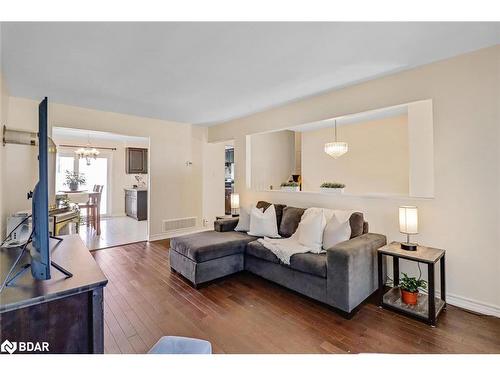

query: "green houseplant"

left=399, top=272, right=427, bottom=305
left=320, top=182, right=346, bottom=193
left=64, top=170, right=86, bottom=191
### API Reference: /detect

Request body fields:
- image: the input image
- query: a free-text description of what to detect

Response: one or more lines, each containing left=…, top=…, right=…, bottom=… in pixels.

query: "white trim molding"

left=439, top=292, right=500, bottom=318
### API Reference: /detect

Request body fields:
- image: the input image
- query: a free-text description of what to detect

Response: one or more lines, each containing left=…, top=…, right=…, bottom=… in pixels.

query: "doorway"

left=52, top=127, right=150, bottom=250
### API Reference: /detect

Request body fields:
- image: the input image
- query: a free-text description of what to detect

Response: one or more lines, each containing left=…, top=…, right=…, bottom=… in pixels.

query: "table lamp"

left=230, top=193, right=240, bottom=217
left=399, top=206, right=418, bottom=251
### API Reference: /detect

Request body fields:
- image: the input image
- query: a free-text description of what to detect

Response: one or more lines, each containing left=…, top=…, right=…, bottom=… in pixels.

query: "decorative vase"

left=69, top=182, right=79, bottom=191
left=320, top=187, right=344, bottom=194
left=401, top=289, right=418, bottom=305
left=281, top=186, right=300, bottom=192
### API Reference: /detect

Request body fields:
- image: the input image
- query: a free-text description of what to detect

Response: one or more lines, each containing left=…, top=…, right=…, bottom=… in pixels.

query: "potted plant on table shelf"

left=399, top=272, right=427, bottom=305
left=320, top=182, right=346, bottom=193
left=280, top=181, right=300, bottom=192
left=64, top=170, right=86, bottom=192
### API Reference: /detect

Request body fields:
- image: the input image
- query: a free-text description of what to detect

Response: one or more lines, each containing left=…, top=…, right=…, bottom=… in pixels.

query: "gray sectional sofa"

left=170, top=201, right=386, bottom=317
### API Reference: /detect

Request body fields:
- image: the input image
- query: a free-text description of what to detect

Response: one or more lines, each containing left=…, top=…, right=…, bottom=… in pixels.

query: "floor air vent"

left=162, top=217, right=197, bottom=233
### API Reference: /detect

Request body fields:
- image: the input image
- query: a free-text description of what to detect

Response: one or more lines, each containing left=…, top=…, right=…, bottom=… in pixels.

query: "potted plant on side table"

left=320, top=182, right=345, bottom=193
left=399, top=272, right=427, bottom=305
left=64, top=170, right=86, bottom=191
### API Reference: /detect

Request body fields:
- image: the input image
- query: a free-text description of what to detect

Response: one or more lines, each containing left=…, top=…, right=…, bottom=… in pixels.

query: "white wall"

left=1, top=93, right=39, bottom=238
left=294, top=132, right=302, bottom=175
left=51, top=131, right=149, bottom=217
left=208, top=46, right=500, bottom=316
left=408, top=100, right=434, bottom=198
left=301, top=115, right=409, bottom=195
left=250, top=130, right=296, bottom=190
left=2, top=97, right=205, bottom=240
left=202, top=140, right=225, bottom=226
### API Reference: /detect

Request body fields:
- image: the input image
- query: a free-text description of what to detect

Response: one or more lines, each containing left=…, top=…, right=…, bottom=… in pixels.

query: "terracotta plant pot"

left=401, top=289, right=419, bottom=305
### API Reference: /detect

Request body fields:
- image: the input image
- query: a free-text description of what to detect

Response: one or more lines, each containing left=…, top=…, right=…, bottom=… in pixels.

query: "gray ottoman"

left=169, top=230, right=257, bottom=287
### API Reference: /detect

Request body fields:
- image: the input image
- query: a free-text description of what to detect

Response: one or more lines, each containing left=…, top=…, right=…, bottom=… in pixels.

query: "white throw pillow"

left=297, top=208, right=326, bottom=253
left=322, top=214, right=352, bottom=250
left=234, top=206, right=255, bottom=232
left=248, top=204, right=280, bottom=238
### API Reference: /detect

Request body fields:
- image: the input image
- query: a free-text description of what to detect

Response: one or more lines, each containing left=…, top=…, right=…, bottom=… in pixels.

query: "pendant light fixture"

left=324, top=119, right=348, bottom=159
left=75, top=134, right=100, bottom=165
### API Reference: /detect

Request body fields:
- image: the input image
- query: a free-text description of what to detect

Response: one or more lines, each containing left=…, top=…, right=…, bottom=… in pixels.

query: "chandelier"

left=324, top=119, right=348, bottom=159
left=75, top=135, right=100, bottom=165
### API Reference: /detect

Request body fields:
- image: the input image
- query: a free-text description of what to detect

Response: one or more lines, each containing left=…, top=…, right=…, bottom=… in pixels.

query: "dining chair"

left=92, top=185, right=104, bottom=235
left=78, top=185, right=103, bottom=235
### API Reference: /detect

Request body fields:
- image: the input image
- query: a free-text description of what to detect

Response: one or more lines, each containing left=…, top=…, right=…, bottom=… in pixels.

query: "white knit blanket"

left=257, top=208, right=353, bottom=265
left=257, top=234, right=313, bottom=265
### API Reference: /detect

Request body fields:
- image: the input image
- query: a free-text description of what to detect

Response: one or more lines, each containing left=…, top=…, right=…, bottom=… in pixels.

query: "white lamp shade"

left=399, top=206, right=418, bottom=234
left=230, top=193, right=240, bottom=209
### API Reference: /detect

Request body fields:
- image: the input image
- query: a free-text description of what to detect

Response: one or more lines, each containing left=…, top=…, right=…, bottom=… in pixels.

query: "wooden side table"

left=377, top=241, right=446, bottom=326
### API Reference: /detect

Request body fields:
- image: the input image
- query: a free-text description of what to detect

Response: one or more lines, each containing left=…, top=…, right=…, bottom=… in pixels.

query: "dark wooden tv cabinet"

left=0, top=235, right=108, bottom=354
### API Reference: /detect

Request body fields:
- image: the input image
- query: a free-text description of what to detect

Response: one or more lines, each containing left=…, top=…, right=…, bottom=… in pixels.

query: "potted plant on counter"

left=399, top=272, right=427, bottom=305
left=320, top=182, right=346, bottom=193
left=280, top=181, right=300, bottom=192
left=64, top=170, right=86, bottom=192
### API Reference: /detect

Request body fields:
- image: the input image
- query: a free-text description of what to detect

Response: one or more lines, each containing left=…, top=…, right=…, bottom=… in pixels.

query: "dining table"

left=57, top=190, right=102, bottom=235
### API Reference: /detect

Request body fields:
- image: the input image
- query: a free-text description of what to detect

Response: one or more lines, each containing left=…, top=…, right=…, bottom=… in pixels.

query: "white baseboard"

left=439, top=292, right=500, bottom=318
left=148, top=227, right=211, bottom=242
left=386, top=281, right=500, bottom=318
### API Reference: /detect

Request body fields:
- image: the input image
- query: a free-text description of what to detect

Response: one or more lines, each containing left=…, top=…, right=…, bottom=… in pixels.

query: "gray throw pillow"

left=279, top=206, right=305, bottom=238
left=349, top=212, right=365, bottom=238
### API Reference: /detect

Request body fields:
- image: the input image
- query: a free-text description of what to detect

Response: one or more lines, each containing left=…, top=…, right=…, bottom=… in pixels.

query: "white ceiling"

left=1, top=22, right=499, bottom=126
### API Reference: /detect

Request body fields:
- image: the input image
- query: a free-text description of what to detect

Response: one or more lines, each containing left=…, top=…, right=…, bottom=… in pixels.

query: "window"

left=56, top=155, right=75, bottom=192
left=56, top=149, right=110, bottom=215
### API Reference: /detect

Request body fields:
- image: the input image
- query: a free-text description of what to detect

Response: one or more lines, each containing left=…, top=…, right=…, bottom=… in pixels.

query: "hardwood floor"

left=92, top=240, right=500, bottom=354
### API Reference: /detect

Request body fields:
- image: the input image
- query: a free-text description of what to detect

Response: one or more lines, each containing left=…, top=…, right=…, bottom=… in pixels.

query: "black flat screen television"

left=30, top=97, right=51, bottom=279
left=0, top=97, right=71, bottom=291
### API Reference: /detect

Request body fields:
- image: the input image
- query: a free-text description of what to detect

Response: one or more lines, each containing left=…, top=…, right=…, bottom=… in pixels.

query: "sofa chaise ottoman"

left=169, top=230, right=257, bottom=286
left=169, top=201, right=387, bottom=317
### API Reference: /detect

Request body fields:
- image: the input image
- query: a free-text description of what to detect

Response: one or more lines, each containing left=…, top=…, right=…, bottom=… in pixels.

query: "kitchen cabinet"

left=126, top=147, right=148, bottom=174
left=125, top=189, right=147, bottom=221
